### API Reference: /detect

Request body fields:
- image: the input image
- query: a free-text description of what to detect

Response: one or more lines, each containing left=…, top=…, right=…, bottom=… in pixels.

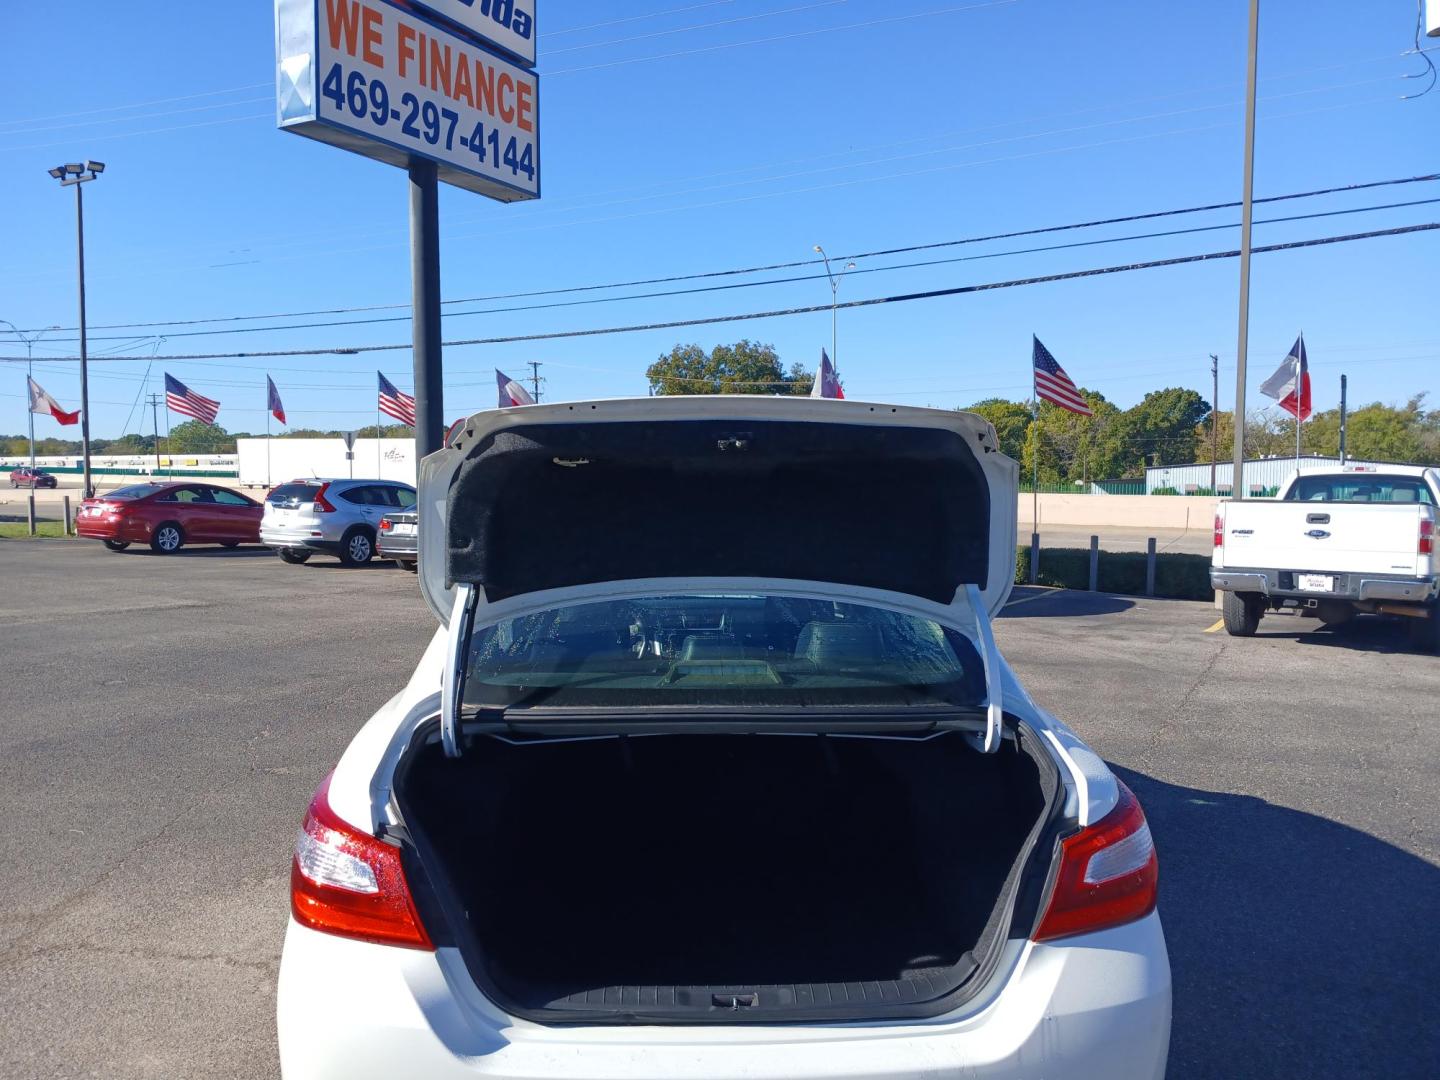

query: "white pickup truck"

left=1211, top=465, right=1439, bottom=651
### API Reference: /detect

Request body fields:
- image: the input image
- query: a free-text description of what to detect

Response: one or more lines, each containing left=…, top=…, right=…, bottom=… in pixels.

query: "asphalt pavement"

left=0, top=540, right=1435, bottom=1078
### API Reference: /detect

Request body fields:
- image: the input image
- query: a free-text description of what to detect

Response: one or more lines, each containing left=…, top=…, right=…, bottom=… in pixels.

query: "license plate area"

left=393, top=523, right=417, bottom=535
left=1297, top=573, right=1335, bottom=592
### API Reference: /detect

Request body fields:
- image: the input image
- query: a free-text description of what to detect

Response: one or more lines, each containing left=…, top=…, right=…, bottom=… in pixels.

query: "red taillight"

left=379, top=518, right=393, bottom=532
left=1421, top=519, right=1434, bottom=556
left=1213, top=511, right=1224, bottom=549
left=312, top=483, right=337, bottom=514
left=1034, top=780, right=1158, bottom=943
left=290, top=773, right=433, bottom=950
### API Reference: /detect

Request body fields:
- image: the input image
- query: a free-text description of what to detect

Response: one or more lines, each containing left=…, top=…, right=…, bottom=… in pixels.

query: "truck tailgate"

left=1220, top=502, right=1426, bottom=576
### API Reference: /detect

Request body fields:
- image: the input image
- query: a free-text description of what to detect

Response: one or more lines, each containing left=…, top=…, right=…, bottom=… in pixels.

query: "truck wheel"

left=1222, top=591, right=1263, bottom=636
left=1408, top=606, right=1440, bottom=654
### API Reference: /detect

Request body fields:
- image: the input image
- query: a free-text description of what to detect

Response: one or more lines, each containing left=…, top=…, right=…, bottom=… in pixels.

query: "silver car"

left=376, top=510, right=418, bottom=572
left=261, top=479, right=416, bottom=566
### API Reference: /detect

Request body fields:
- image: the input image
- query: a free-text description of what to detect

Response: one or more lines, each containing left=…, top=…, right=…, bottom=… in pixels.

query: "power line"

left=9, top=222, right=1435, bottom=366
left=12, top=173, right=1435, bottom=338
left=46, top=194, right=1440, bottom=344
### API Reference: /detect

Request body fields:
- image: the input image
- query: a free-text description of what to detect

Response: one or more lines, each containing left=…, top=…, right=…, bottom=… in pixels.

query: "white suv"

left=261, top=479, right=416, bottom=566
left=276, top=397, right=1171, bottom=1079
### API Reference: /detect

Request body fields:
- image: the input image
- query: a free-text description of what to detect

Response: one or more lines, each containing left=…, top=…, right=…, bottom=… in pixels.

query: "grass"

left=0, top=521, right=72, bottom=539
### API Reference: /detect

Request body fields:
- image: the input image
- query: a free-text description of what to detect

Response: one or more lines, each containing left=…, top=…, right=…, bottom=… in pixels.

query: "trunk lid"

left=418, top=396, right=1018, bottom=621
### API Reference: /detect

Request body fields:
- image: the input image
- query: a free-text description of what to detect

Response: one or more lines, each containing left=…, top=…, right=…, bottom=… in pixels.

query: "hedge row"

left=1014, top=546, right=1213, bottom=601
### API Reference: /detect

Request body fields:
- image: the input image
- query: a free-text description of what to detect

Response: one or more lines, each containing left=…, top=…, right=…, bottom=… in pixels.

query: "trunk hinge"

left=441, top=583, right=478, bottom=758
left=965, top=584, right=1004, bottom=753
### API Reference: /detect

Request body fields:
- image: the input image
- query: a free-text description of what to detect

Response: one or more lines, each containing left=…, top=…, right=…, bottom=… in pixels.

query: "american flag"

left=1032, top=337, right=1093, bottom=416
left=164, top=373, right=220, bottom=425
left=377, top=372, right=416, bottom=427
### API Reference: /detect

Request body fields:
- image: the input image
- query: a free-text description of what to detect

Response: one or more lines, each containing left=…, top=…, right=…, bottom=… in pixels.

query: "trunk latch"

left=713, top=993, right=758, bottom=1010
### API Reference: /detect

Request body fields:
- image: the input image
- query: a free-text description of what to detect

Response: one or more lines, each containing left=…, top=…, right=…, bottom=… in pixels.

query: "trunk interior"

left=396, top=728, right=1058, bottom=1022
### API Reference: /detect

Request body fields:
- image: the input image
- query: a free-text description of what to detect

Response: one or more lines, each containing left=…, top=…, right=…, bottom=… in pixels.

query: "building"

left=1143, top=456, right=1405, bottom=496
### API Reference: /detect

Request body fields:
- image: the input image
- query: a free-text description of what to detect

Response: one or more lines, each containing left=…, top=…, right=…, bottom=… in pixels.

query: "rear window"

left=1288, top=475, right=1435, bottom=506
left=267, top=483, right=319, bottom=504
left=462, top=592, right=985, bottom=711
left=101, top=484, right=163, bottom=500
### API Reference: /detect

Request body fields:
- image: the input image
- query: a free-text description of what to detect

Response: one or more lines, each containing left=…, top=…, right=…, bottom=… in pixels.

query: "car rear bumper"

left=76, top=517, right=146, bottom=542
left=377, top=536, right=418, bottom=560
left=262, top=525, right=342, bottom=552
left=277, top=914, right=1171, bottom=1080
left=1211, top=567, right=1436, bottom=603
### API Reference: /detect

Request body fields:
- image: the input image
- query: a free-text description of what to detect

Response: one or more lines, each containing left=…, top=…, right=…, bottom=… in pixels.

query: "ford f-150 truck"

left=1211, top=465, right=1439, bottom=651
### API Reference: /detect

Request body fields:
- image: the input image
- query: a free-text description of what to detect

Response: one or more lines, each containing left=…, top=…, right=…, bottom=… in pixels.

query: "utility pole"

left=48, top=161, right=104, bottom=498
left=1210, top=354, right=1220, bottom=494
left=1339, top=374, right=1348, bottom=464
left=526, top=360, right=545, bottom=403
left=813, top=244, right=856, bottom=370
left=146, top=393, right=163, bottom=475
left=1230, top=0, right=1260, bottom=501
left=0, top=321, right=57, bottom=472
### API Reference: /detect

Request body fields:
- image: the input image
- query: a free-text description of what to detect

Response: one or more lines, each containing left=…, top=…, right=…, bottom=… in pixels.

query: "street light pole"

left=812, top=245, right=856, bottom=369
left=49, top=161, right=105, bottom=499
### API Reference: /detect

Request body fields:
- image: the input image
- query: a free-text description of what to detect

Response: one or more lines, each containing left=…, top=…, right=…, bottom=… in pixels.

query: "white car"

left=277, top=397, right=1171, bottom=1080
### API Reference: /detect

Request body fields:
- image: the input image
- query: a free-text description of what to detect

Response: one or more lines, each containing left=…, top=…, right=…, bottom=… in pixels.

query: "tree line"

left=0, top=420, right=415, bottom=459
left=9, top=341, right=1437, bottom=477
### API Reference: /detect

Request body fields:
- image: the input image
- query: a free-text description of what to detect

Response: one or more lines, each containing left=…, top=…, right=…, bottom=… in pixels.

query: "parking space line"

left=1203, top=618, right=1225, bottom=633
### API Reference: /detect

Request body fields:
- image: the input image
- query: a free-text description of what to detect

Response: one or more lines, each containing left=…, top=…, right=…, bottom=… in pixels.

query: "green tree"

left=1302, top=395, right=1439, bottom=464
left=1118, top=388, right=1211, bottom=467
left=1021, top=391, right=1129, bottom=485
left=965, top=398, right=1031, bottom=461
left=647, top=340, right=812, bottom=395
left=165, top=420, right=235, bottom=453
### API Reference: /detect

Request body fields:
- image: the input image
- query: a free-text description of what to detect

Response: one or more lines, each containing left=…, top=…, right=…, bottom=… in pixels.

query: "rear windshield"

left=462, top=593, right=984, bottom=711
left=102, top=484, right=163, bottom=500
left=267, top=483, right=319, bottom=503
left=1288, top=474, right=1435, bottom=506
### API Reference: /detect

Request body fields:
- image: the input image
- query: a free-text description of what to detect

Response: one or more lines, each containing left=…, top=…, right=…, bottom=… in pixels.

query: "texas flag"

left=810, top=348, right=844, bottom=399
left=267, top=375, right=287, bottom=425
left=27, top=376, right=80, bottom=425
left=1259, top=334, right=1312, bottom=421
left=496, top=369, right=536, bottom=407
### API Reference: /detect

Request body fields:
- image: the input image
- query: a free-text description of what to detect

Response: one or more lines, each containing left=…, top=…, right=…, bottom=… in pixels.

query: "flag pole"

left=1294, top=333, right=1303, bottom=473
left=1030, top=337, right=1040, bottom=585
left=266, top=392, right=272, bottom=489
left=376, top=403, right=382, bottom=479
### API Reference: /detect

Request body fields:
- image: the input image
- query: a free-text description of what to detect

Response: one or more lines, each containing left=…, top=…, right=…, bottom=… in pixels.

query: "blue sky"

left=2, top=0, right=1437, bottom=439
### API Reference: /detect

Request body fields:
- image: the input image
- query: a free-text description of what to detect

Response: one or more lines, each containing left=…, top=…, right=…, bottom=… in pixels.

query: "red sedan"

left=76, top=482, right=263, bottom=553
left=9, top=467, right=59, bottom=489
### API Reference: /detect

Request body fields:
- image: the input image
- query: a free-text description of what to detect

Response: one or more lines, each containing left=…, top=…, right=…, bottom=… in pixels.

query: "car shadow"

left=1253, top=614, right=1426, bottom=656
left=1114, top=767, right=1439, bottom=1080
left=300, top=558, right=399, bottom=571
left=999, top=588, right=1136, bottom=618
left=116, top=545, right=276, bottom=558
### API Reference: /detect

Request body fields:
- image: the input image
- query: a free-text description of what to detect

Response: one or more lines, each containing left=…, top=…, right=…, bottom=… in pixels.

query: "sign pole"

left=1339, top=374, right=1348, bottom=464
left=410, top=158, right=444, bottom=474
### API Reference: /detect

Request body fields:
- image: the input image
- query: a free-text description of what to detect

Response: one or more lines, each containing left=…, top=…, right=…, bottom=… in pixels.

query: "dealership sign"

left=408, top=0, right=536, bottom=68
left=275, top=0, right=539, bottom=201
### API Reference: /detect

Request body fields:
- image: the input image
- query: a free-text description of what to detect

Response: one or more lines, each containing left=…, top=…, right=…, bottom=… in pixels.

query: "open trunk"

left=395, top=727, right=1061, bottom=1023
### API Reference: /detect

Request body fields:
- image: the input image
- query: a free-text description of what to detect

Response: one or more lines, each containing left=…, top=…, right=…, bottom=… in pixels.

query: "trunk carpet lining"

left=400, top=732, right=1046, bottom=1013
